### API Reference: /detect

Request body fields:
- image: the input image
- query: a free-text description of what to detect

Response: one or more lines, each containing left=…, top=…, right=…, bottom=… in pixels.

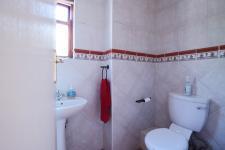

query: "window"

left=55, top=2, right=73, bottom=58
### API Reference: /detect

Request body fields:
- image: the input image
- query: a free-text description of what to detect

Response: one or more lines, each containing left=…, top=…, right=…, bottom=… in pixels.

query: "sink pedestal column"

left=56, top=119, right=66, bottom=150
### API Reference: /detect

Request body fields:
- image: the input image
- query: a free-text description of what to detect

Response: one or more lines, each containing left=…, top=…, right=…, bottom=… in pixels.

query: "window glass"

left=56, top=5, right=69, bottom=22
left=55, top=3, right=73, bottom=57
left=56, top=23, right=69, bottom=56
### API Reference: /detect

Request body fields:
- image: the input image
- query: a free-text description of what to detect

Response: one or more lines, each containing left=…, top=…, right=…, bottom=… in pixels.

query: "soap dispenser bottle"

left=184, top=76, right=192, bottom=96
left=67, top=85, right=76, bottom=98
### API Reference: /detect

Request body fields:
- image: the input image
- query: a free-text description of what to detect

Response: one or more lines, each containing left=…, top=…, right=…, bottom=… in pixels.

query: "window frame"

left=56, top=1, right=74, bottom=58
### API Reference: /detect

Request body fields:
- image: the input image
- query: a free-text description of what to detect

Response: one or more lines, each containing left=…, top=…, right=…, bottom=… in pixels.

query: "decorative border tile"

left=197, top=51, right=218, bottom=59
left=219, top=45, right=225, bottom=58
left=74, top=49, right=108, bottom=61
left=196, top=46, right=219, bottom=60
left=74, top=44, right=225, bottom=63
left=219, top=50, right=225, bottom=58
left=163, top=52, right=179, bottom=62
left=74, top=53, right=89, bottom=60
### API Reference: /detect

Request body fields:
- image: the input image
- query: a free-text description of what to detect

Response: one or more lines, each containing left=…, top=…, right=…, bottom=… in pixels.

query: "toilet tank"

left=169, top=93, right=209, bottom=132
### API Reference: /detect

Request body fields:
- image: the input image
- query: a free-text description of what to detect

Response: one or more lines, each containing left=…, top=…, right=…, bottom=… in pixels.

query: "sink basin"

left=56, top=97, right=87, bottom=120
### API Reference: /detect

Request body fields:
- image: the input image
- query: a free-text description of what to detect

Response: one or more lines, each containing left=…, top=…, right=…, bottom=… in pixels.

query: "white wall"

left=153, top=0, right=225, bottom=149
left=0, top=0, right=56, bottom=150
left=113, top=0, right=155, bottom=52
left=153, top=0, right=225, bottom=53
left=111, top=1, right=156, bottom=149
left=111, top=61, right=155, bottom=150
left=58, top=0, right=225, bottom=149
left=75, top=0, right=111, bottom=50
left=57, top=60, right=106, bottom=150
left=57, top=0, right=112, bottom=150
left=154, top=59, right=225, bottom=150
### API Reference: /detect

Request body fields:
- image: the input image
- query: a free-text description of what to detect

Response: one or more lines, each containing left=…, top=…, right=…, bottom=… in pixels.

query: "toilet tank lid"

left=169, top=93, right=210, bottom=104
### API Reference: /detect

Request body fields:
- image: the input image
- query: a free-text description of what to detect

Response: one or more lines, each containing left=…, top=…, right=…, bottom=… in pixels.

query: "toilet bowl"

left=145, top=93, right=209, bottom=150
left=145, top=124, right=190, bottom=150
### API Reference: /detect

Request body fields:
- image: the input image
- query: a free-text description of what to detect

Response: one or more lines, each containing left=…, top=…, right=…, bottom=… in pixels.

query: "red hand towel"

left=100, top=79, right=111, bottom=123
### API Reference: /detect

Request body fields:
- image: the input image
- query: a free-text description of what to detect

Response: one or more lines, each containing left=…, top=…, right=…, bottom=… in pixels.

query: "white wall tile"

left=57, top=60, right=106, bottom=150
left=75, top=0, right=110, bottom=50
left=61, top=1, right=225, bottom=150
left=111, top=60, right=155, bottom=149
left=154, top=59, right=225, bottom=149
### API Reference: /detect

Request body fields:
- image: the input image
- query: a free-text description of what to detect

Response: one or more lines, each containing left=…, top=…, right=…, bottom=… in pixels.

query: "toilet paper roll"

left=136, top=97, right=152, bottom=103
left=144, top=97, right=151, bottom=102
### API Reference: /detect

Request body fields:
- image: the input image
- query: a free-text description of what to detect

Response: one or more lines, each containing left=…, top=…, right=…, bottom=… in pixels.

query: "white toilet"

left=145, top=93, right=209, bottom=150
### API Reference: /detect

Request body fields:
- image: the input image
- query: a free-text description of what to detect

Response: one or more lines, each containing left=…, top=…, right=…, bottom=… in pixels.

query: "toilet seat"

left=145, top=128, right=188, bottom=150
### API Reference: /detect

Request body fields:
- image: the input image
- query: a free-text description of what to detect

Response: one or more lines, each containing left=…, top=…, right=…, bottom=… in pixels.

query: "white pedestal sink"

left=56, top=97, right=87, bottom=150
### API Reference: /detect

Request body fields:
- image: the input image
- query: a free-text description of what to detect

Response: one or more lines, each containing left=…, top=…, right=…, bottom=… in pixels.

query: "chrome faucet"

left=56, top=90, right=64, bottom=101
